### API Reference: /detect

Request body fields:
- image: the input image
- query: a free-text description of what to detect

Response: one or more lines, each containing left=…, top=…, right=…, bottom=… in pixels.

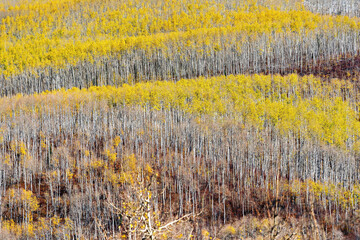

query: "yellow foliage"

left=90, top=158, right=106, bottom=169
left=284, top=180, right=360, bottom=208
left=1, top=188, right=39, bottom=237
left=145, top=163, right=153, bottom=175
left=202, top=229, right=210, bottom=239
left=2, top=73, right=359, bottom=151
left=66, top=169, right=74, bottom=180
left=125, top=153, right=137, bottom=173
left=222, top=225, right=236, bottom=236
left=51, top=215, right=61, bottom=227
left=20, top=189, right=39, bottom=212
left=0, top=0, right=358, bottom=76
left=1, top=219, right=22, bottom=238
left=113, top=136, right=121, bottom=148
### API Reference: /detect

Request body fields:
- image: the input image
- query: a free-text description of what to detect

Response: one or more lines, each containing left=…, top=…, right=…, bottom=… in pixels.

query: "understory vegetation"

left=0, top=0, right=360, bottom=239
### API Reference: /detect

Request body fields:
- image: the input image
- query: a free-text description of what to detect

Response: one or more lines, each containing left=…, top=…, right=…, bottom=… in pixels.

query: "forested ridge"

left=0, top=0, right=360, bottom=239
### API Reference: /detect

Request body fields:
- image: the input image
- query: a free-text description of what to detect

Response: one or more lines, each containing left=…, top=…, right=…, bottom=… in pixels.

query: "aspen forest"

left=0, top=0, right=360, bottom=239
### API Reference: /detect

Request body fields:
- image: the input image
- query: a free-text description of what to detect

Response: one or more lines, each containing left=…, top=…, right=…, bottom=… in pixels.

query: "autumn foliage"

left=0, top=0, right=360, bottom=239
